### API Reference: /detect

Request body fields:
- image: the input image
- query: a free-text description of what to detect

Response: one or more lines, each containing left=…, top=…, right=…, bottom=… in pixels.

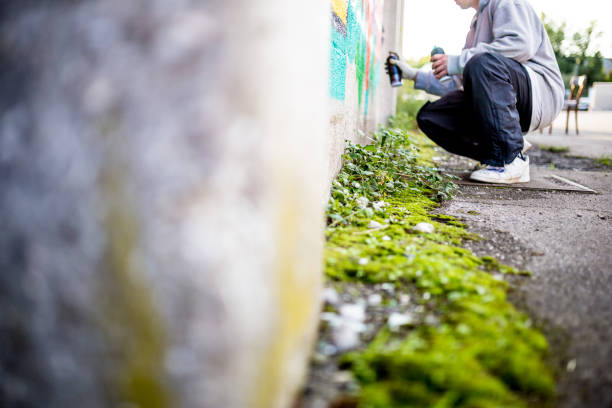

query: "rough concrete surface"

left=440, top=142, right=612, bottom=407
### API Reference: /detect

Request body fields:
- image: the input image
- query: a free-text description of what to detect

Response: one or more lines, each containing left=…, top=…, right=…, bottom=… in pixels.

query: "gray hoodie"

left=414, top=0, right=565, bottom=131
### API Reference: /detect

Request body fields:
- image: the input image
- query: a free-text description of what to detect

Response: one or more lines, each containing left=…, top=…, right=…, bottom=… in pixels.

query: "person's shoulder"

left=499, top=0, right=536, bottom=8
left=495, top=0, right=536, bottom=13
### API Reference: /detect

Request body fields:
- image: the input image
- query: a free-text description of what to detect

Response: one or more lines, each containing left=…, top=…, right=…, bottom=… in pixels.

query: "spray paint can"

left=387, top=52, right=403, bottom=88
left=431, top=46, right=452, bottom=84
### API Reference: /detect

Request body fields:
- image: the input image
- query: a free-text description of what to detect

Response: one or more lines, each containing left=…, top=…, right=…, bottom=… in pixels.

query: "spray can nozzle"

left=431, top=46, right=445, bottom=56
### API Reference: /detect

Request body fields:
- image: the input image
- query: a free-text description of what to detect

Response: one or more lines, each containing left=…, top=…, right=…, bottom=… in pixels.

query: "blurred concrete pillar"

left=0, top=1, right=327, bottom=407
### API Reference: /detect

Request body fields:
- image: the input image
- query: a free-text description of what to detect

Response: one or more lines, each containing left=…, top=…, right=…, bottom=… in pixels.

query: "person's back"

left=445, top=0, right=564, bottom=131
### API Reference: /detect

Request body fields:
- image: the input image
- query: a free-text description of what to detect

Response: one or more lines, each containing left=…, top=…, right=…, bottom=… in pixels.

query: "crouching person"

left=389, top=0, right=564, bottom=183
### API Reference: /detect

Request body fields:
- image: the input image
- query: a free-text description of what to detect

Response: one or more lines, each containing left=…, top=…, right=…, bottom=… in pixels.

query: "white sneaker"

left=470, top=154, right=530, bottom=184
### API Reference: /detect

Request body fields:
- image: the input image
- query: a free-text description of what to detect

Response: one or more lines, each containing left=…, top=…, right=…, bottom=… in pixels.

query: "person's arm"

left=414, top=70, right=460, bottom=97
left=388, top=58, right=418, bottom=80
left=389, top=58, right=460, bottom=96
left=447, top=2, right=541, bottom=76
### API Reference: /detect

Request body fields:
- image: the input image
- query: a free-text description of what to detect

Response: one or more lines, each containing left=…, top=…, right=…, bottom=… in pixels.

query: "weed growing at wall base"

left=597, top=155, right=612, bottom=167
left=324, top=122, right=554, bottom=407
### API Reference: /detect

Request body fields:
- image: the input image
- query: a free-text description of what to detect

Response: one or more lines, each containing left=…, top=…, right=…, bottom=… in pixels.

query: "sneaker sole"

left=470, top=175, right=523, bottom=184
left=469, top=172, right=530, bottom=184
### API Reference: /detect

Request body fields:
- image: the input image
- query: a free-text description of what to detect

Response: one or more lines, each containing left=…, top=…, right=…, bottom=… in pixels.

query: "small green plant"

left=327, top=127, right=457, bottom=229
left=540, top=145, right=570, bottom=154
left=597, top=155, right=612, bottom=167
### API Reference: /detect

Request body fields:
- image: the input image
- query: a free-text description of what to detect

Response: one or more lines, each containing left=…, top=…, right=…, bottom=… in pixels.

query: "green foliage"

left=324, top=108, right=555, bottom=407
left=578, top=50, right=606, bottom=88
left=597, top=155, right=612, bottom=167
left=541, top=14, right=609, bottom=87
left=327, top=127, right=456, bottom=230
left=541, top=13, right=566, bottom=59
left=569, top=21, right=601, bottom=61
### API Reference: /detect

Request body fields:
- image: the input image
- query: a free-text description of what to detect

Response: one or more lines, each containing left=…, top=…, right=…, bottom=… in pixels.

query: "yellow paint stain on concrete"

left=331, top=0, right=348, bottom=26
left=251, top=185, right=322, bottom=408
left=100, top=159, right=172, bottom=408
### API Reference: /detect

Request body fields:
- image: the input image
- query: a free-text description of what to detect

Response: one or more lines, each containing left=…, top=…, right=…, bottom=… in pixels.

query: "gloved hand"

left=385, top=57, right=418, bottom=81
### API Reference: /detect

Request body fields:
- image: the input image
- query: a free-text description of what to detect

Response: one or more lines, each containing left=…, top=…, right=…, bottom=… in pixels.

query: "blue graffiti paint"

left=330, top=16, right=348, bottom=100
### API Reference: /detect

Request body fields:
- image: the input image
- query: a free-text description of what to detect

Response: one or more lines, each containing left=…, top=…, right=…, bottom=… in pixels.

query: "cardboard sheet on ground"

left=450, top=168, right=598, bottom=194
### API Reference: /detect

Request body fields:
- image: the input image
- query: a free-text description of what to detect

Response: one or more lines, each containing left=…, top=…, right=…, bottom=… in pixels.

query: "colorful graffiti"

left=330, top=0, right=385, bottom=115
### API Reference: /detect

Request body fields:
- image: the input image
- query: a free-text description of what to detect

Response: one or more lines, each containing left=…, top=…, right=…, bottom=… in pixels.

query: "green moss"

left=539, top=145, right=570, bottom=154
left=597, top=155, right=612, bottom=167
left=325, top=119, right=554, bottom=407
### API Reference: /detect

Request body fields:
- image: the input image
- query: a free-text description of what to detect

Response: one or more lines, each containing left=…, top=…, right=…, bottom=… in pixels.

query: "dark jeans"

left=416, top=52, right=532, bottom=166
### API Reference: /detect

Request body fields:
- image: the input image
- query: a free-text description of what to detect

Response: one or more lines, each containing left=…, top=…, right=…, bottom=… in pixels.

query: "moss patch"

left=324, top=120, right=554, bottom=407
left=597, top=155, right=612, bottom=167
left=539, top=145, right=570, bottom=154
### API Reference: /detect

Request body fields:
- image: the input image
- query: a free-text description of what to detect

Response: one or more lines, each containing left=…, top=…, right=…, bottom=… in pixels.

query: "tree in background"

left=543, top=14, right=566, bottom=58
left=541, top=14, right=611, bottom=89
left=541, top=14, right=572, bottom=74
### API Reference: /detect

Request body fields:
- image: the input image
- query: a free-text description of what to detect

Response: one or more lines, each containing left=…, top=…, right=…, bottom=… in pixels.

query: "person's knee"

left=464, top=52, right=498, bottom=78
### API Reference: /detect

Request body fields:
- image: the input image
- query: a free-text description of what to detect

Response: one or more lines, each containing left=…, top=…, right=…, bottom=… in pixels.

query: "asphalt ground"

left=438, top=142, right=612, bottom=408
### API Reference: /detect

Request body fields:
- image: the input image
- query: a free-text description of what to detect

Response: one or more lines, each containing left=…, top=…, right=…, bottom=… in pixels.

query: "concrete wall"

left=591, top=82, right=612, bottom=110
left=328, top=0, right=404, bottom=182
left=0, top=1, right=327, bottom=407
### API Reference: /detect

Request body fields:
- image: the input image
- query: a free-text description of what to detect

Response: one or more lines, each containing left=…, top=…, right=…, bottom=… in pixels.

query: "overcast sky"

left=402, top=0, right=612, bottom=59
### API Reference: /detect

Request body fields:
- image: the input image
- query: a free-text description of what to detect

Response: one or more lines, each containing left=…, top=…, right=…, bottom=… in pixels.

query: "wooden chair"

left=564, top=75, right=587, bottom=135
left=539, top=75, right=587, bottom=135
